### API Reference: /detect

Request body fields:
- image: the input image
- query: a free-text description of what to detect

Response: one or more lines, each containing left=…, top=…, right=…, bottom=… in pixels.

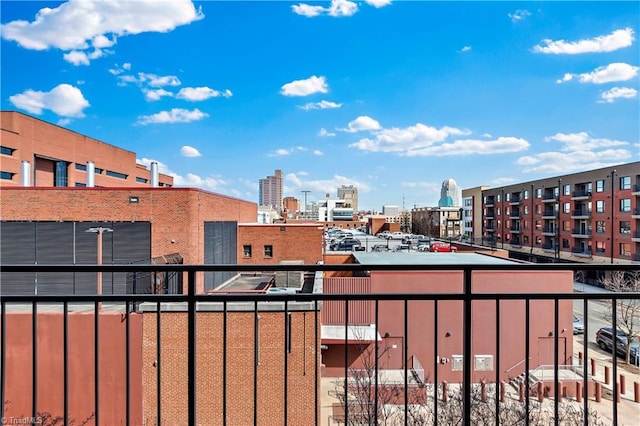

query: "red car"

left=429, top=242, right=457, bottom=253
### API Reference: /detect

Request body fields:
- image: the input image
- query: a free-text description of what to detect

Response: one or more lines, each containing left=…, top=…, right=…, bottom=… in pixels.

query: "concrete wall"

left=1, top=312, right=142, bottom=425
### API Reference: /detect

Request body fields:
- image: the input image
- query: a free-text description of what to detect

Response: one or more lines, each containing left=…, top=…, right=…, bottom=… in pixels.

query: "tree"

left=600, top=270, right=640, bottom=366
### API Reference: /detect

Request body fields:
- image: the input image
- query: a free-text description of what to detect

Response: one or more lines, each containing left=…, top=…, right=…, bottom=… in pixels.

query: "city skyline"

left=1, top=1, right=638, bottom=210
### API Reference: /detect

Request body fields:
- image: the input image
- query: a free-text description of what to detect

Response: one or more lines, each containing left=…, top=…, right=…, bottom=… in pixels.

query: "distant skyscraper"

left=259, top=169, right=283, bottom=212
left=438, top=178, right=460, bottom=207
left=337, top=185, right=358, bottom=211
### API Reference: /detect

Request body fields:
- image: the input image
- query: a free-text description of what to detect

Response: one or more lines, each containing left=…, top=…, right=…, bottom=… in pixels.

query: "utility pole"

left=86, top=226, right=113, bottom=309
left=301, top=190, right=310, bottom=219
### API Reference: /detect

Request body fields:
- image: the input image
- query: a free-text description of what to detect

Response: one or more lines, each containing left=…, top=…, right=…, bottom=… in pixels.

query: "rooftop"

left=352, top=252, right=517, bottom=266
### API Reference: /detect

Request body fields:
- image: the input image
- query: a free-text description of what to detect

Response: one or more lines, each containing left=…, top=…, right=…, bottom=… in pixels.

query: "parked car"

left=371, top=244, right=391, bottom=252
left=429, top=242, right=457, bottom=253
left=573, top=315, right=584, bottom=334
left=595, top=327, right=639, bottom=363
left=388, top=232, right=409, bottom=240
left=330, top=238, right=362, bottom=251
left=375, top=231, right=391, bottom=238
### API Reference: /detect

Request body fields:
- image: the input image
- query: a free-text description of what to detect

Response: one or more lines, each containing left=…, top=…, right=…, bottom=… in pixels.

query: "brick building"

left=1, top=111, right=173, bottom=188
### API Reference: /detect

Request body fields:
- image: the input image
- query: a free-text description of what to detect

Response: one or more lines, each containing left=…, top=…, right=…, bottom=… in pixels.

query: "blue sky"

left=1, top=1, right=638, bottom=211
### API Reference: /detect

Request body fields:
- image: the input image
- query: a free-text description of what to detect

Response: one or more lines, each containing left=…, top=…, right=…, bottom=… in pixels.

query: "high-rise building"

left=337, top=185, right=358, bottom=212
left=259, top=169, right=283, bottom=212
left=438, top=178, right=460, bottom=207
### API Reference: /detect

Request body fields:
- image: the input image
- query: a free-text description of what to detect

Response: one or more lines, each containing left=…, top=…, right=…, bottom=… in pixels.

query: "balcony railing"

left=571, top=209, right=591, bottom=218
left=1, top=263, right=639, bottom=426
left=571, top=190, right=592, bottom=199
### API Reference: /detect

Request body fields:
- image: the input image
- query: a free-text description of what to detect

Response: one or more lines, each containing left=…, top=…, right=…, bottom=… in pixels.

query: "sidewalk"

left=573, top=281, right=612, bottom=294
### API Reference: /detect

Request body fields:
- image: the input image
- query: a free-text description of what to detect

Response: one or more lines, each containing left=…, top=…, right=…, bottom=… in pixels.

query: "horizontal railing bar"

left=0, top=292, right=638, bottom=303
left=1, top=263, right=638, bottom=273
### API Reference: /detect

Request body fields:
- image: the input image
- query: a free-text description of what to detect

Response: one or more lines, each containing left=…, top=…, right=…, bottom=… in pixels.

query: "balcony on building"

left=632, top=184, right=640, bottom=195
left=571, top=228, right=592, bottom=238
left=541, top=243, right=556, bottom=252
left=632, top=207, right=640, bottom=219
left=570, top=209, right=591, bottom=219
left=633, top=231, right=640, bottom=242
left=509, top=209, right=520, bottom=219
left=541, top=226, right=556, bottom=236
left=509, top=194, right=521, bottom=205
left=542, top=207, right=557, bottom=218
left=541, top=189, right=556, bottom=203
left=485, top=195, right=495, bottom=207
left=571, top=189, right=592, bottom=201
left=571, top=246, right=592, bottom=257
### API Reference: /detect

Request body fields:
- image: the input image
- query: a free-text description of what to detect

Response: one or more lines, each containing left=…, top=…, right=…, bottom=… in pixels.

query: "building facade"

left=411, top=206, right=463, bottom=239
left=480, top=162, right=640, bottom=264
left=337, top=185, right=358, bottom=212
left=258, top=169, right=283, bottom=212
left=462, top=186, right=489, bottom=244
left=1, top=111, right=173, bottom=188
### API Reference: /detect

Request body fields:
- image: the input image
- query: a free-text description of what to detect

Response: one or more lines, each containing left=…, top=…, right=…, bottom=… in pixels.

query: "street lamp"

left=86, top=226, right=113, bottom=300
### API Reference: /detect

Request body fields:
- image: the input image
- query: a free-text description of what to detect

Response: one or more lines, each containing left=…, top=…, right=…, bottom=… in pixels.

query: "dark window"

left=596, top=221, right=605, bottom=233
left=243, top=245, right=252, bottom=258
left=106, top=170, right=128, bottom=179
left=562, top=239, right=569, bottom=248
left=136, top=177, right=148, bottom=183
left=0, top=146, right=16, bottom=155
left=620, top=221, right=630, bottom=235
left=75, top=183, right=86, bottom=187
left=54, top=161, right=68, bottom=186
left=75, top=163, right=87, bottom=171
left=0, top=171, right=15, bottom=180
left=264, top=245, right=273, bottom=258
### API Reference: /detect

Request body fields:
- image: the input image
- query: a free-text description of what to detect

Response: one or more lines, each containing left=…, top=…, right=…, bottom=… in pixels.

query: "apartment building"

left=258, top=169, right=283, bottom=212
left=480, top=162, right=640, bottom=264
left=462, top=186, right=489, bottom=244
left=0, top=111, right=173, bottom=188
left=337, top=184, right=358, bottom=212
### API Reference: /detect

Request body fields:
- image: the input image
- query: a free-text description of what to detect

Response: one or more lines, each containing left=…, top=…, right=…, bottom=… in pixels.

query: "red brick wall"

left=142, top=310, right=320, bottom=425
left=237, top=224, right=323, bottom=265
left=1, top=312, right=142, bottom=425
left=1, top=111, right=173, bottom=188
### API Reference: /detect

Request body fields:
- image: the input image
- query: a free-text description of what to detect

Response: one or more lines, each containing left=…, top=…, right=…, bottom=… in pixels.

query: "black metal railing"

left=1, top=263, right=639, bottom=426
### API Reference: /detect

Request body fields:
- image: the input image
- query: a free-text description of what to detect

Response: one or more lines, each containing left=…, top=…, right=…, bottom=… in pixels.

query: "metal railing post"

left=463, top=268, right=472, bottom=424
left=187, top=270, right=196, bottom=426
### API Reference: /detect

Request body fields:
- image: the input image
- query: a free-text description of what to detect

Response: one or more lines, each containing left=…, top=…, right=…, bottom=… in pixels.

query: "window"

left=563, top=220, right=571, bottom=231
left=136, top=177, right=148, bottom=183
left=0, top=171, right=15, bottom=180
left=0, top=146, right=15, bottom=155
left=620, top=176, right=631, bottom=190
left=497, top=194, right=501, bottom=202
left=523, top=205, right=529, bottom=215
left=564, top=184, right=570, bottom=195
left=596, top=180, right=604, bottom=192
left=562, top=239, right=570, bottom=248
left=523, top=190, right=529, bottom=200
left=620, top=221, right=631, bottom=235
left=243, top=245, right=252, bottom=258
left=535, top=204, right=541, bottom=214
left=75, top=163, right=87, bottom=171
left=553, top=187, right=559, bottom=197
left=497, top=207, right=501, bottom=216
left=620, top=243, right=631, bottom=257
left=536, top=188, right=542, bottom=198
left=563, top=203, right=570, bottom=213
left=596, top=200, right=605, bottom=213
left=505, top=207, right=510, bottom=216
left=264, top=245, right=273, bottom=258
left=536, top=237, right=542, bottom=245
left=505, top=193, right=510, bottom=202
left=596, top=241, right=606, bottom=253
left=106, top=170, right=128, bottom=179
left=54, top=161, right=68, bottom=186
left=497, top=220, right=501, bottom=229
left=535, top=220, right=541, bottom=229
left=523, top=235, right=529, bottom=245
left=620, top=199, right=631, bottom=212
left=596, top=221, right=605, bottom=233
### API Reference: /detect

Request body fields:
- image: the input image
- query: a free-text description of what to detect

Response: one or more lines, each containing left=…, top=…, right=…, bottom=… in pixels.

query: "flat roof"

left=352, top=252, right=517, bottom=265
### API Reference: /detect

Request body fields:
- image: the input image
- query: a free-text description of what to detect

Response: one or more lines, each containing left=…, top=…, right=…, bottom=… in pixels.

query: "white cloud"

left=346, top=121, right=529, bottom=157
left=63, top=50, right=90, bottom=66
left=118, top=72, right=181, bottom=87
left=318, top=128, right=336, bottom=137
left=180, top=146, right=202, bottom=157
left=517, top=132, right=632, bottom=173
left=176, top=87, right=233, bottom=101
left=460, top=46, right=472, bottom=52
left=291, top=3, right=325, bottom=17
left=492, top=177, right=516, bottom=185
left=9, top=83, right=90, bottom=117
left=300, top=100, right=342, bottom=110
left=557, top=63, right=639, bottom=84
left=108, top=63, right=131, bottom=75
left=0, top=0, right=204, bottom=65
left=533, top=28, right=635, bottom=54
left=341, top=115, right=381, bottom=133
left=508, top=9, right=531, bottom=22
left=138, top=157, right=226, bottom=192
left=285, top=172, right=371, bottom=194
left=313, top=150, right=324, bottom=156
left=292, top=0, right=358, bottom=18
left=142, top=88, right=174, bottom=102
left=268, top=148, right=293, bottom=157
left=281, top=75, right=328, bottom=97
left=599, top=87, right=638, bottom=103
left=365, top=0, right=392, bottom=8
left=136, top=108, right=208, bottom=125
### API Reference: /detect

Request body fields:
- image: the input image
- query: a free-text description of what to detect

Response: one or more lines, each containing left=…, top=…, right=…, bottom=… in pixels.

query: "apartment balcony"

left=632, top=184, right=640, bottom=195
left=542, top=209, right=557, bottom=219
left=571, top=229, right=592, bottom=238
left=509, top=211, right=521, bottom=219
left=485, top=197, right=495, bottom=207
left=633, top=231, right=640, bottom=242
left=1, top=263, right=639, bottom=426
left=509, top=196, right=521, bottom=205
left=570, top=209, right=591, bottom=219
left=571, top=190, right=592, bottom=200
left=509, top=226, right=521, bottom=233
left=541, top=227, right=557, bottom=236
left=541, top=195, right=557, bottom=203
left=571, top=247, right=592, bottom=258
left=632, top=207, right=640, bottom=219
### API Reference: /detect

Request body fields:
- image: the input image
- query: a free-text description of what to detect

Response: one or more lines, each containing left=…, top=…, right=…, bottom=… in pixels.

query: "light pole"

left=86, top=226, right=113, bottom=302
